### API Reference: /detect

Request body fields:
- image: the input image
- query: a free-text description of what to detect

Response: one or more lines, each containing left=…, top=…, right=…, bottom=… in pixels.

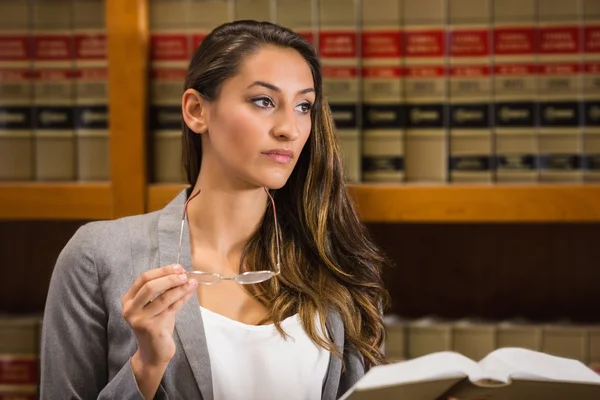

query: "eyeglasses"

left=176, top=187, right=282, bottom=285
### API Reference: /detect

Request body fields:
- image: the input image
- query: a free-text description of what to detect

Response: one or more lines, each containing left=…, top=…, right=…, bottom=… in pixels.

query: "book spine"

left=587, top=326, right=600, bottom=374
left=276, top=0, right=317, bottom=49
left=403, top=0, right=447, bottom=183
left=583, top=0, right=600, bottom=182
left=233, top=0, right=273, bottom=21
left=537, top=0, right=583, bottom=182
left=541, top=325, right=588, bottom=364
left=189, top=0, right=233, bottom=53
left=407, top=321, right=453, bottom=358
left=360, top=0, right=404, bottom=183
left=150, top=0, right=191, bottom=183
left=452, top=323, right=497, bottom=361
left=32, top=0, right=76, bottom=181
left=319, top=0, right=362, bottom=183
left=493, top=0, right=538, bottom=182
left=73, top=0, right=109, bottom=181
left=0, top=0, right=34, bottom=181
left=0, top=316, right=42, bottom=399
left=448, top=0, right=493, bottom=183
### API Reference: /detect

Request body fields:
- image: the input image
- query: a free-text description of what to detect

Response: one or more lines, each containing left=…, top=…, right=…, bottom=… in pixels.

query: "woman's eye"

left=296, top=102, right=312, bottom=114
left=252, top=97, right=274, bottom=108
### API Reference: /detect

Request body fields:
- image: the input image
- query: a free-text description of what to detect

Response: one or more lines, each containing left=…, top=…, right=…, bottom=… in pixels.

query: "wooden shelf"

left=148, top=183, right=600, bottom=223
left=0, top=182, right=113, bottom=220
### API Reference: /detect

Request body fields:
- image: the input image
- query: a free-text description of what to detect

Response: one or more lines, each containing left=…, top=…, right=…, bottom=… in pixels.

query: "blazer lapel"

left=321, top=309, right=343, bottom=400
left=157, top=188, right=214, bottom=400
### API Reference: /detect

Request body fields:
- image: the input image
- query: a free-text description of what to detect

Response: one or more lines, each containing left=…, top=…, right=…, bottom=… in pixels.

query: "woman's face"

left=197, top=45, right=315, bottom=190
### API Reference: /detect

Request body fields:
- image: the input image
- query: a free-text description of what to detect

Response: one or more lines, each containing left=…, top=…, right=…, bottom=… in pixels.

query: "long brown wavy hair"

left=181, top=20, right=391, bottom=370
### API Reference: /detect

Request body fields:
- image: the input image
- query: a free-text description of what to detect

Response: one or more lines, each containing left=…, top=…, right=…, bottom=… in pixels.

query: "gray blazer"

left=40, top=188, right=365, bottom=400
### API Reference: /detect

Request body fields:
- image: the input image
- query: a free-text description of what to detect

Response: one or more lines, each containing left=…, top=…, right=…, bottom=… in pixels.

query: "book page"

left=352, top=351, right=481, bottom=391
left=479, top=347, right=600, bottom=384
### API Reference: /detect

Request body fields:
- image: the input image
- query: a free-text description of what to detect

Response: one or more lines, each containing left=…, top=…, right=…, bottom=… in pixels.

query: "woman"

left=40, top=20, right=390, bottom=400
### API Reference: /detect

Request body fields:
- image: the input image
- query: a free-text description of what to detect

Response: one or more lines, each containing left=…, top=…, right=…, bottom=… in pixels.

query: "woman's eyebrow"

left=247, top=80, right=315, bottom=95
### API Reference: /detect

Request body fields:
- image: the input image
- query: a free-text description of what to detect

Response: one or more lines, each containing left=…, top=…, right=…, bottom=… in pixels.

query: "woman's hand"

left=121, top=264, right=197, bottom=398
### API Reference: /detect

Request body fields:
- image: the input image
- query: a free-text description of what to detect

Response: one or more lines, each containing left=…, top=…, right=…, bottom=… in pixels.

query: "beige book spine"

left=448, top=0, right=493, bottom=183
left=74, top=0, right=109, bottom=181
left=403, top=0, right=448, bottom=183
left=0, top=0, right=34, bottom=181
left=233, top=0, right=273, bottom=22
left=0, top=316, right=42, bottom=395
left=452, top=323, right=497, bottom=360
left=541, top=325, right=588, bottom=364
left=496, top=323, right=543, bottom=351
left=583, top=0, right=600, bottom=182
left=32, top=0, right=76, bottom=181
left=407, top=321, right=453, bottom=358
left=277, top=0, right=316, bottom=46
left=150, top=0, right=192, bottom=183
left=493, top=0, right=538, bottom=182
left=361, top=0, right=404, bottom=183
left=537, top=0, right=583, bottom=182
left=319, top=0, right=362, bottom=183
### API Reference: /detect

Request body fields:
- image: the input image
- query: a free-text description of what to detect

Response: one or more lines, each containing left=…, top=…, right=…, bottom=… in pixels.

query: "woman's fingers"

left=143, top=279, right=197, bottom=316
left=129, top=271, right=190, bottom=309
left=123, top=264, right=183, bottom=302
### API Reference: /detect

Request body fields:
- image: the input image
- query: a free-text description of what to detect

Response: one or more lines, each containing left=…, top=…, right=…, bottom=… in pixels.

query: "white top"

left=200, top=306, right=331, bottom=400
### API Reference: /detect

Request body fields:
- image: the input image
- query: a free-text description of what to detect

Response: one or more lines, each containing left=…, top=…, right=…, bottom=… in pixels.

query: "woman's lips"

left=262, top=149, right=293, bottom=164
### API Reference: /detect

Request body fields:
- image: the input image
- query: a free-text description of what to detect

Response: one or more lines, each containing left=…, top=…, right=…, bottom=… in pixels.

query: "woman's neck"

left=186, top=176, right=268, bottom=272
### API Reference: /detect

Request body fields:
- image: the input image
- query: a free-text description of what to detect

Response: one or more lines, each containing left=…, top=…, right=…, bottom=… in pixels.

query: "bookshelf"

left=1, top=0, right=599, bottom=225
left=148, top=183, right=600, bottom=223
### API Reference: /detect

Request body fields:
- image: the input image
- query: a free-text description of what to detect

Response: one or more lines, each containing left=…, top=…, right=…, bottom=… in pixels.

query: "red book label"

left=494, top=28, right=535, bottom=55
left=0, top=357, right=37, bottom=386
left=450, top=29, right=489, bottom=56
left=404, top=30, right=445, bottom=57
left=494, top=63, right=537, bottom=75
left=538, top=26, right=580, bottom=54
left=585, top=62, right=600, bottom=73
left=362, top=31, right=402, bottom=58
left=150, top=34, right=190, bottom=61
left=404, top=66, right=445, bottom=77
left=0, top=35, right=30, bottom=61
left=584, top=26, right=600, bottom=53
left=539, top=63, right=581, bottom=74
left=322, top=66, right=358, bottom=78
left=319, top=31, right=357, bottom=58
left=450, top=65, right=490, bottom=77
left=75, top=34, right=106, bottom=60
left=34, top=35, right=73, bottom=61
left=362, top=66, right=403, bottom=78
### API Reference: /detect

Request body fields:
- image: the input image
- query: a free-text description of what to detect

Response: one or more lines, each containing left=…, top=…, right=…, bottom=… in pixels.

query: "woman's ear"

left=182, top=88, right=209, bottom=134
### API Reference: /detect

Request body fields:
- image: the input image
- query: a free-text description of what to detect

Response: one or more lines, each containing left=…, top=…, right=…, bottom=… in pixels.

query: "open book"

left=339, top=348, right=600, bottom=400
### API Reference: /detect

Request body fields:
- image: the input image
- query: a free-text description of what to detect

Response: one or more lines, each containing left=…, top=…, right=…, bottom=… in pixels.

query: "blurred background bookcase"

left=2, top=1, right=600, bottom=394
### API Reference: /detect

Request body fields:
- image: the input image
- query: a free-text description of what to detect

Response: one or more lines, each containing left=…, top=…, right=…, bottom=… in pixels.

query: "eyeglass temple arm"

left=264, top=187, right=281, bottom=274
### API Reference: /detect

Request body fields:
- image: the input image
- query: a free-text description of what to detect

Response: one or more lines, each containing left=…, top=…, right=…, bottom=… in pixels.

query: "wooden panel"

left=0, top=183, right=112, bottom=220
left=0, top=221, right=87, bottom=313
left=147, top=184, right=600, bottom=222
left=106, top=0, right=149, bottom=218
left=368, top=222, right=600, bottom=323
left=350, top=184, right=600, bottom=222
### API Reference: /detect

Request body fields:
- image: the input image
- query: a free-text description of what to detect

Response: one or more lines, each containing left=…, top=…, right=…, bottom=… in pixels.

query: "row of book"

left=2, top=313, right=599, bottom=398
left=4, top=0, right=600, bottom=185
left=149, top=0, right=600, bottom=184
left=383, top=315, right=600, bottom=374
left=0, top=0, right=109, bottom=182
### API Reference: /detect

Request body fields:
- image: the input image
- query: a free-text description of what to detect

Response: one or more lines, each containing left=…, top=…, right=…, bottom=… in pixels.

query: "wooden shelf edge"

left=0, top=182, right=113, bottom=220
left=147, top=183, right=600, bottom=223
